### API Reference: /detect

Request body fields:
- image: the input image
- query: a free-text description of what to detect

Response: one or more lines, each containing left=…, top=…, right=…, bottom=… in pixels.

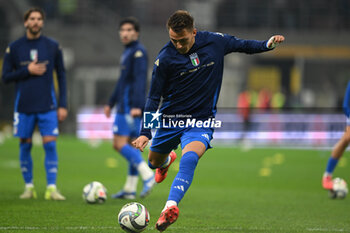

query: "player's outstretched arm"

left=132, top=135, right=149, bottom=152
left=267, top=35, right=285, bottom=49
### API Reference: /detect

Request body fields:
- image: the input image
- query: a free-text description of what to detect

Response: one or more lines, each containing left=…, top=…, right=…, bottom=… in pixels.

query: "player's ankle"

left=47, top=184, right=57, bottom=189
left=160, top=156, right=171, bottom=168
left=25, top=183, right=34, bottom=189
left=162, top=200, right=178, bottom=212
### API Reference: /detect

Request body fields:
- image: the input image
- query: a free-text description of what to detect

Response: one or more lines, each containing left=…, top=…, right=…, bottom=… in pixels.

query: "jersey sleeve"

left=55, top=45, right=67, bottom=108
left=212, top=32, right=272, bottom=55
left=140, top=56, right=167, bottom=139
left=130, top=49, right=148, bottom=109
left=108, top=79, right=121, bottom=108
left=2, top=46, right=30, bottom=84
left=343, top=82, right=350, bottom=117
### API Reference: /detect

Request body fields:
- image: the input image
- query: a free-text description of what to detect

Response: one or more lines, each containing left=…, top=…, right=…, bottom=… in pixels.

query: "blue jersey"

left=2, top=35, right=67, bottom=113
left=343, top=81, right=350, bottom=117
left=140, top=31, right=272, bottom=139
left=108, top=40, right=148, bottom=114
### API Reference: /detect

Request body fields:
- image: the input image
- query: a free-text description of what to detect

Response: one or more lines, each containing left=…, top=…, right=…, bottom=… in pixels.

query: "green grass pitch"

left=0, top=136, right=349, bottom=232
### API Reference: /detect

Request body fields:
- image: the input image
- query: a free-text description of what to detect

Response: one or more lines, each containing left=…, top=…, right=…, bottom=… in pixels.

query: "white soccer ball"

left=329, top=178, right=348, bottom=199
left=82, top=181, right=107, bottom=204
left=118, top=202, right=150, bottom=233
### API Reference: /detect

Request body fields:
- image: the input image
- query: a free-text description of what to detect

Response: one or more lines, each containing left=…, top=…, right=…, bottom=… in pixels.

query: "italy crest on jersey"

left=189, top=53, right=200, bottom=66
left=30, top=49, right=38, bottom=61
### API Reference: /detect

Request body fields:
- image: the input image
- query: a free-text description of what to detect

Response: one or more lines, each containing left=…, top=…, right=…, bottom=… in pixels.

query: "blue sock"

left=326, top=157, right=339, bottom=174
left=120, top=144, right=143, bottom=169
left=43, top=141, right=58, bottom=185
left=168, top=151, right=199, bottom=204
left=128, top=163, right=138, bottom=176
left=19, top=143, right=33, bottom=184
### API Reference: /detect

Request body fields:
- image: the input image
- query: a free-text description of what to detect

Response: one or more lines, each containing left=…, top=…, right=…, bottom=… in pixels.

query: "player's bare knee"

left=113, top=143, right=123, bottom=152
left=20, top=138, right=32, bottom=144
left=42, top=136, right=56, bottom=144
left=113, top=136, right=129, bottom=152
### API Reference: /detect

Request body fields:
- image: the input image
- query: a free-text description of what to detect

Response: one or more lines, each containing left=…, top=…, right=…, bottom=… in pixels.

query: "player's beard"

left=177, top=48, right=188, bottom=54
left=27, top=25, right=42, bottom=36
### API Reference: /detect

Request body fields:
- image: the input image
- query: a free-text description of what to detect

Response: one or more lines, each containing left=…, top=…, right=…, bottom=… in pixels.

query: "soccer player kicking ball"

left=133, top=10, right=284, bottom=232
left=322, top=82, right=350, bottom=190
left=2, top=8, right=67, bottom=200
left=104, top=17, right=155, bottom=199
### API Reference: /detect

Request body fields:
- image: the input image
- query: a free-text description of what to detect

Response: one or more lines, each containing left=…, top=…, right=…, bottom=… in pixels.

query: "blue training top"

left=2, top=35, right=67, bottom=113
left=140, top=31, right=273, bottom=139
left=108, top=40, right=148, bottom=114
left=343, top=81, right=350, bottom=117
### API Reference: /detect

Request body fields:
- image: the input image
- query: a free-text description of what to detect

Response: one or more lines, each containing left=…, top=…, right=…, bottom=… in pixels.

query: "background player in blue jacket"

left=322, top=82, right=350, bottom=190
left=133, top=10, right=284, bottom=231
left=104, top=17, right=155, bottom=199
left=2, top=8, right=67, bottom=200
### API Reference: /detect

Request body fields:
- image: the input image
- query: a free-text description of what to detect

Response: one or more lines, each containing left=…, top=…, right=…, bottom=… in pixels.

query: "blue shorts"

left=13, top=110, right=59, bottom=138
left=150, top=127, right=213, bottom=154
left=113, top=113, right=141, bottom=138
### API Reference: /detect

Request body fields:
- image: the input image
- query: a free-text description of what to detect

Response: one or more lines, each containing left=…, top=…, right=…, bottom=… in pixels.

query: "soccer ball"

left=329, top=178, right=348, bottom=199
left=82, top=181, right=107, bottom=204
left=118, top=202, right=150, bottom=233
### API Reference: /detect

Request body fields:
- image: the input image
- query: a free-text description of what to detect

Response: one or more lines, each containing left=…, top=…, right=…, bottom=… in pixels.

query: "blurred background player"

left=133, top=10, right=284, bottom=231
left=104, top=17, right=155, bottom=199
left=2, top=7, right=67, bottom=200
left=322, top=81, right=350, bottom=190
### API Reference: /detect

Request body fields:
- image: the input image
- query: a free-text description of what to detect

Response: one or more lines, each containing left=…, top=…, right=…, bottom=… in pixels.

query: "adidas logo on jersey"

left=174, top=185, right=184, bottom=192
left=53, top=128, right=59, bottom=135
left=113, top=125, right=118, bottom=132
left=201, top=134, right=209, bottom=140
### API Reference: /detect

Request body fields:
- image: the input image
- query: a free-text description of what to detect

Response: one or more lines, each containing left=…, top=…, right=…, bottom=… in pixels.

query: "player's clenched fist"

left=132, top=135, right=149, bottom=152
left=267, top=35, right=285, bottom=49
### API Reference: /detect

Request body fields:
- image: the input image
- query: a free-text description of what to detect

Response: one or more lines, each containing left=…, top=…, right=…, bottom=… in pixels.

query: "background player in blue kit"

left=322, top=82, right=350, bottom=190
left=104, top=17, right=155, bottom=199
left=2, top=8, right=67, bottom=200
left=133, top=10, right=284, bottom=231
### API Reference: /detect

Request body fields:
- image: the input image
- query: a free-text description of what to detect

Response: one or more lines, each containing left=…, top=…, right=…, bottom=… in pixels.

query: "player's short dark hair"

left=119, top=17, right=140, bottom=32
left=24, top=7, right=45, bottom=22
left=167, top=10, right=194, bottom=33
